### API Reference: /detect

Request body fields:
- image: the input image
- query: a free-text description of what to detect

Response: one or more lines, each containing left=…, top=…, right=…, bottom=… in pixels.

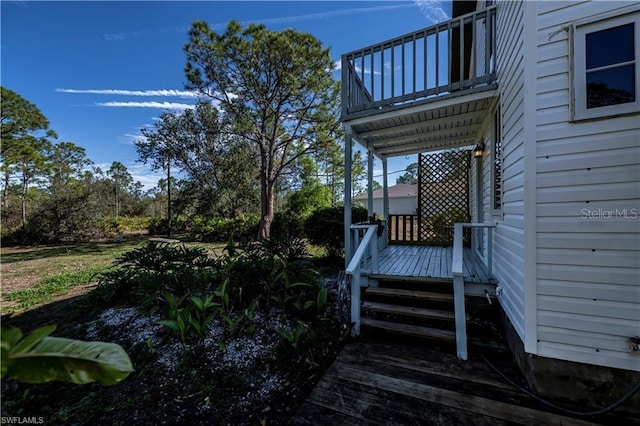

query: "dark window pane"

left=586, top=23, right=634, bottom=70
left=586, top=64, right=635, bottom=108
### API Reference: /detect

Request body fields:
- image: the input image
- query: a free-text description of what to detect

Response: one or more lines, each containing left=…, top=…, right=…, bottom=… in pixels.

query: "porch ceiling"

left=346, top=86, right=497, bottom=158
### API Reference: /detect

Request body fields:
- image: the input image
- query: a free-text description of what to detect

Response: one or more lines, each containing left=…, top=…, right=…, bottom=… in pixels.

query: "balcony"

left=341, top=5, right=497, bottom=121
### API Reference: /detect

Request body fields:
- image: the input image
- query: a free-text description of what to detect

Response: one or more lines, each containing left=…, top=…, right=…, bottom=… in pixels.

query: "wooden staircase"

left=360, top=279, right=460, bottom=344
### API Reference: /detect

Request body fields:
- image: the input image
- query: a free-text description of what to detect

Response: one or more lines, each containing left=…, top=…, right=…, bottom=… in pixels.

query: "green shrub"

left=116, top=216, right=152, bottom=232
left=304, top=206, right=367, bottom=257
left=429, top=208, right=469, bottom=245
left=96, top=242, right=216, bottom=308
left=148, top=214, right=260, bottom=241
left=271, top=211, right=305, bottom=239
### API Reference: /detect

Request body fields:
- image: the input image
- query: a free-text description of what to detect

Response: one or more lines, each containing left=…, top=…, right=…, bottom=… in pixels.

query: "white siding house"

left=474, top=0, right=640, bottom=372
left=340, top=0, right=639, bottom=393
left=354, top=184, right=418, bottom=215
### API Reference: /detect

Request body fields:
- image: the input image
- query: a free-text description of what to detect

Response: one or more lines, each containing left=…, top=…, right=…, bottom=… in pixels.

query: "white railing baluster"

left=346, top=224, right=379, bottom=336
left=452, top=222, right=497, bottom=360
left=341, top=5, right=496, bottom=118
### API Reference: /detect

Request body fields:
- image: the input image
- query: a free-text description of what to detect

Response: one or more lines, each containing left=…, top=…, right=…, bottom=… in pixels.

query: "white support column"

left=453, top=223, right=468, bottom=360
left=382, top=156, right=389, bottom=221
left=367, top=149, right=374, bottom=217
left=453, top=274, right=468, bottom=360
left=344, top=127, right=353, bottom=269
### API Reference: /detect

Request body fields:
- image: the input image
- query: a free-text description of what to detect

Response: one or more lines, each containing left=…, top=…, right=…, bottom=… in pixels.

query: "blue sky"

left=2, top=0, right=451, bottom=189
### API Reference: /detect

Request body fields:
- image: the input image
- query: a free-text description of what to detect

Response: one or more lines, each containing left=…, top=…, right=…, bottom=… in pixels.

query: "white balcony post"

left=344, top=127, right=353, bottom=269
left=382, top=156, right=389, bottom=221
left=367, top=149, right=374, bottom=217
left=488, top=225, right=493, bottom=277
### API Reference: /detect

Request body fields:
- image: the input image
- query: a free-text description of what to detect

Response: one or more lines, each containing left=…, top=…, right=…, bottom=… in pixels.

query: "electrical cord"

left=479, top=353, right=640, bottom=417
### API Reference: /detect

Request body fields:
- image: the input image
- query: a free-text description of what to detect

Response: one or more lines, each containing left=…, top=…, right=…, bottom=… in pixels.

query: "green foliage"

left=259, top=233, right=309, bottom=264
left=396, top=162, right=419, bottom=185
left=157, top=291, right=219, bottom=344
left=148, top=214, right=260, bottom=242
left=304, top=206, right=368, bottom=257
left=115, top=216, right=152, bottom=232
left=1, top=325, right=133, bottom=385
left=1, top=87, right=50, bottom=142
left=277, top=321, right=308, bottom=350
left=285, top=182, right=332, bottom=219
left=429, top=208, right=469, bottom=245
left=157, top=291, right=191, bottom=344
left=96, top=242, right=216, bottom=308
left=189, top=294, right=217, bottom=338
left=138, top=103, right=261, bottom=219
left=184, top=20, right=341, bottom=239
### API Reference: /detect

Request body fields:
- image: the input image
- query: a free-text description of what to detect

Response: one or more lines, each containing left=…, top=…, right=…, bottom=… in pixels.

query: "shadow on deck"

left=291, top=340, right=639, bottom=425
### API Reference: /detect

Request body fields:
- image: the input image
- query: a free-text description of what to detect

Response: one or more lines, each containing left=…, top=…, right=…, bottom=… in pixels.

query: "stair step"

left=366, top=287, right=453, bottom=302
left=362, top=301, right=455, bottom=321
left=369, top=274, right=453, bottom=285
left=361, top=318, right=456, bottom=342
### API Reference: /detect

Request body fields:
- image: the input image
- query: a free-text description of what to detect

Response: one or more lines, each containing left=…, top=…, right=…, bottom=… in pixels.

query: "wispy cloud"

left=413, top=0, right=450, bottom=23
left=122, top=133, right=147, bottom=145
left=106, top=3, right=418, bottom=42
left=241, top=3, right=417, bottom=27
left=96, top=101, right=195, bottom=110
left=129, top=167, right=163, bottom=191
left=57, top=88, right=199, bottom=98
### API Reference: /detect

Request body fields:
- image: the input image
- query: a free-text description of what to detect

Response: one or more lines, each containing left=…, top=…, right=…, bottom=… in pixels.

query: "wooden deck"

left=365, top=245, right=496, bottom=284
left=292, top=342, right=638, bottom=426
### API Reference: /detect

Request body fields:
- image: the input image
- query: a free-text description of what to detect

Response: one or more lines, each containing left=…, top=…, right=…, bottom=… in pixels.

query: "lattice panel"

left=418, top=150, right=471, bottom=246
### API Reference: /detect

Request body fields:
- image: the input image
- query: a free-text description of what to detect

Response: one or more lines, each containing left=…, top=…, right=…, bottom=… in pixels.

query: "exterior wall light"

left=473, top=142, right=485, bottom=158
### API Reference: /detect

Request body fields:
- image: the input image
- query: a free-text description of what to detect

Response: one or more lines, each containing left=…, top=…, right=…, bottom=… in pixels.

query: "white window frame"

left=572, top=11, right=640, bottom=121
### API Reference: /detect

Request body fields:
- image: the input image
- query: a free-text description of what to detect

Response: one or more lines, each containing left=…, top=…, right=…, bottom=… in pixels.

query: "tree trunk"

left=21, top=170, right=27, bottom=229
left=167, top=162, right=172, bottom=237
left=2, top=167, right=10, bottom=211
left=115, top=185, right=119, bottom=222
left=257, top=153, right=275, bottom=240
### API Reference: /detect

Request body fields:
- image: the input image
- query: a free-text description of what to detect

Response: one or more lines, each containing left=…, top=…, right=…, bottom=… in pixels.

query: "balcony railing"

left=341, top=5, right=496, bottom=119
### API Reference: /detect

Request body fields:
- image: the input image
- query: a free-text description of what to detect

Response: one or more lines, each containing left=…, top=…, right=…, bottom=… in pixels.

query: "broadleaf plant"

left=1, top=325, right=133, bottom=385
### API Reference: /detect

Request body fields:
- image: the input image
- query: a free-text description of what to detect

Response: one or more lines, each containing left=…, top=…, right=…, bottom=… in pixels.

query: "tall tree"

left=13, top=135, right=52, bottom=228
left=137, top=102, right=260, bottom=218
left=1, top=87, right=50, bottom=152
left=42, top=142, right=95, bottom=238
left=396, top=162, right=419, bottom=185
left=48, top=142, right=92, bottom=192
left=184, top=20, right=340, bottom=239
left=0, top=87, right=55, bottom=216
left=107, top=162, right=133, bottom=222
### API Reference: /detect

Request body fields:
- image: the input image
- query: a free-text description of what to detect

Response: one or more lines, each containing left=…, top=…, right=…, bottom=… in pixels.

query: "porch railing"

left=346, top=224, right=380, bottom=335
left=388, top=214, right=420, bottom=243
left=452, top=222, right=496, bottom=360
left=341, top=5, right=497, bottom=119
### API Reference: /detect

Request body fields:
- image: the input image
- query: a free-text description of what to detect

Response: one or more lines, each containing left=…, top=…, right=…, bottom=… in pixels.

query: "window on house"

left=573, top=12, right=640, bottom=120
left=492, top=108, right=502, bottom=214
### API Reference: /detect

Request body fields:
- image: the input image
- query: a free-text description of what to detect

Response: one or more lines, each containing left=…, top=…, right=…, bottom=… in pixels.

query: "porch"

left=365, top=245, right=496, bottom=285
left=342, top=3, right=501, bottom=361
left=292, top=341, right=634, bottom=425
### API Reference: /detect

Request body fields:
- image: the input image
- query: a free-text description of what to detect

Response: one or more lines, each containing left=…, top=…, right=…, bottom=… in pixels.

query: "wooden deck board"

left=368, top=245, right=496, bottom=284
left=292, top=342, right=629, bottom=426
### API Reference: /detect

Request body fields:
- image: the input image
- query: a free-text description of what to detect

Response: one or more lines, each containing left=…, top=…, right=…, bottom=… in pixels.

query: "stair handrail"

left=346, top=224, right=379, bottom=335
left=452, top=222, right=497, bottom=360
